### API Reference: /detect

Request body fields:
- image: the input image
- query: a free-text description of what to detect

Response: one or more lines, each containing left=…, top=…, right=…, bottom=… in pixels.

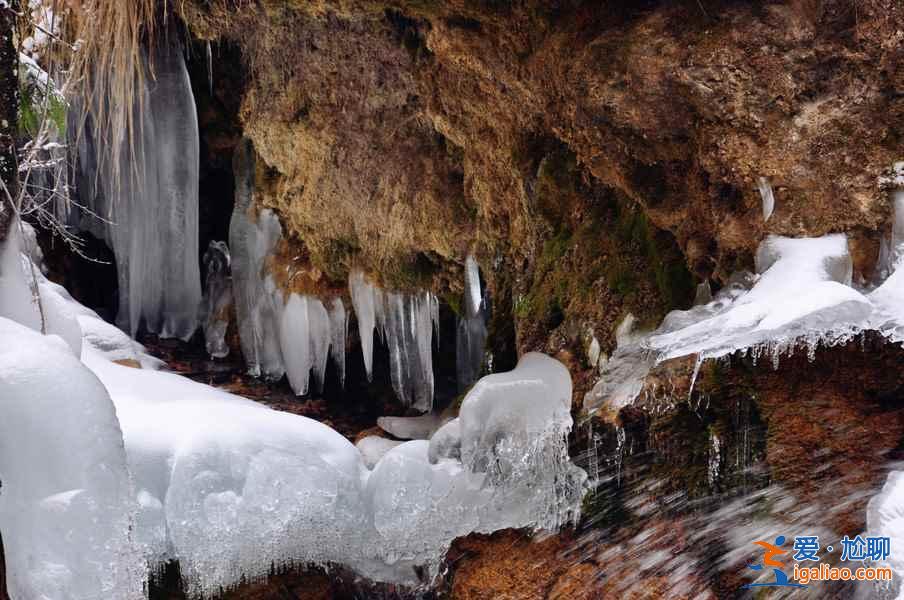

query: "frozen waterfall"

left=71, top=39, right=201, bottom=340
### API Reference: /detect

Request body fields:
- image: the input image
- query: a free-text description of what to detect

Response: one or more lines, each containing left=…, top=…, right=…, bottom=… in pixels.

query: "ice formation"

left=757, top=176, right=775, bottom=222
left=229, top=139, right=285, bottom=378
left=201, top=240, right=233, bottom=358
left=0, top=318, right=144, bottom=600
left=279, top=293, right=332, bottom=395
left=0, top=229, right=586, bottom=597
left=329, top=297, right=347, bottom=388
left=349, top=269, right=440, bottom=411
left=456, top=255, right=488, bottom=391
left=586, top=177, right=904, bottom=415
left=72, top=39, right=202, bottom=340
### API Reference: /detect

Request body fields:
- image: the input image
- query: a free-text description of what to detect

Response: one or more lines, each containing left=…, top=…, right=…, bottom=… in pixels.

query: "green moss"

left=19, top=84, right=67, bottom=138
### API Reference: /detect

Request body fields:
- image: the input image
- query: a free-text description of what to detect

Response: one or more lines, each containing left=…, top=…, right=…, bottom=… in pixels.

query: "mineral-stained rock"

left=177, top=0, right=903, bottom=407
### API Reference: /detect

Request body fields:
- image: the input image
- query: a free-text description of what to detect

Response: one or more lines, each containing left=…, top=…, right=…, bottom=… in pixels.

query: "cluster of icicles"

left=65, top=33, right=486, bottom=408
left=226, top=139, right=487, bottom=409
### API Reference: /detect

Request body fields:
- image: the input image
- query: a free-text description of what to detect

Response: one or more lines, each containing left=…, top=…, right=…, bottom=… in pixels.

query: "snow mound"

left=0, top=318, right=144, bottom=600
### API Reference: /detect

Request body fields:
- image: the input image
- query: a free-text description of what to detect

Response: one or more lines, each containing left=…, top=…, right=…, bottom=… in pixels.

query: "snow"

left=0, top=223, right=587, bottom=595
left=456, top=255, right=487, bottom=392
left=586, top=222, right=904, bottom=416
left=84, top=346, right=584, bottom=594
left=201, top=240, right=232, bottom=358
left=0, top=318, right=143, bottom=600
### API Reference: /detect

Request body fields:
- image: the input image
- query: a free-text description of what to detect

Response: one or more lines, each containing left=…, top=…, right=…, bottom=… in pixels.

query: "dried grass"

left=66, top=0, right=164, bottom=186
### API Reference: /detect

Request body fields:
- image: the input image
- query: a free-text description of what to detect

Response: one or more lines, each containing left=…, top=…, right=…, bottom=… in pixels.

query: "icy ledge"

left=0, top=231, right=585, bottom=598
left=585, top=231, right=904, bottom=416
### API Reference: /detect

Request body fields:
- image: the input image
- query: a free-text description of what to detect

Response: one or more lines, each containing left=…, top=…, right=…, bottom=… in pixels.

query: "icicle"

left=348, top=271, right=438, bottom=409
left=328, top=297, right=347, bottom=388
left=456, top=255, right=488, bottom=391
left=206, top=40, right=213, bottom=97
left=707, top=430, right=722, bottom=488
left=201, top=240, right=232, bottom=358
left=309, top=298, right=331, bottom=393
left=757, top=176, right=775, bottom=222
left=150, top=38, right=202, bottom=340
left=464, top=255, right=481, bottom=315
left=229, top=139, right=285, bottom=377
left=349, top=269, right=376, bottom=381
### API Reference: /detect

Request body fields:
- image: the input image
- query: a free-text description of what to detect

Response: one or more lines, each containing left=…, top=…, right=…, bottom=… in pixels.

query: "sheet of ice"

left=0, top=318, right=144, bottom=600
left=356, top=436, right=404, bottom=469
left=201, top=240, right=233, bottom=358
left=71, top=39, right=201, bottom=340
left=456, top=255, right=487, bottom=391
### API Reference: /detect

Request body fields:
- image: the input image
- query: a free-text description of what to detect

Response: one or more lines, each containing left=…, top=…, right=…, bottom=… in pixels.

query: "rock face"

left=153, top=1, right=904, bottom=597
left=179, top=0, right=902, bottom=393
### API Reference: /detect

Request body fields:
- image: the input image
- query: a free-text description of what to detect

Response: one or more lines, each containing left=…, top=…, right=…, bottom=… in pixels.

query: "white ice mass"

left=72, top=39, right=202, bottom=340
left=585, top=178, right=904, bottom=414
left=0, top=229, right=585, bottom=597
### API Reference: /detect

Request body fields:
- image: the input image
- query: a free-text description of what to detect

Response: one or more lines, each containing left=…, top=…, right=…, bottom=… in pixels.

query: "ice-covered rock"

left=456, top=255, right=487, bottom=392
left=0, top=230, right=586, bottom=594
left=0, top=318, right=144, bottom=600
left=201, top=240, right=232, bottom=358
left=378, top=413, right=449, bottom=440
